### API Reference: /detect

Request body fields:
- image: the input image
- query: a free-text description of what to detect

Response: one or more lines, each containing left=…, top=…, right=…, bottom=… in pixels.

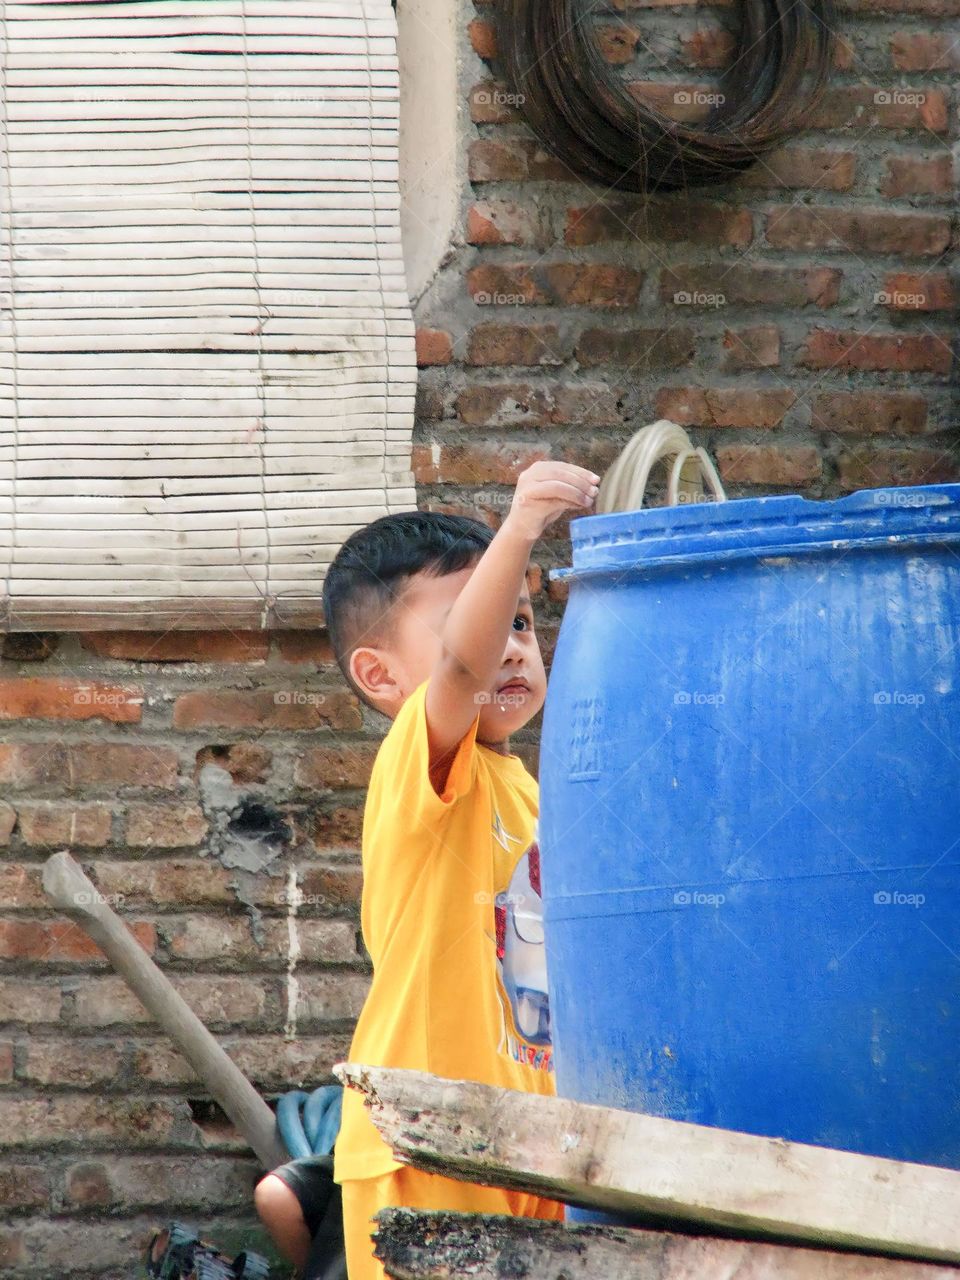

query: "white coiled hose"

left=595, top=420, right=727, bottom=515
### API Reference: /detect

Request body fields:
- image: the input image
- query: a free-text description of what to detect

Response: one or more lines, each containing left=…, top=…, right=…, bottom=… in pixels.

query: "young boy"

left=321, top=459, right=601, bottom=1280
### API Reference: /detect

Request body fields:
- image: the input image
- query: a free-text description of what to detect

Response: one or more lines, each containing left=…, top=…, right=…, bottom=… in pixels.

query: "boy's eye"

left=513, top=614, right=529, bottom=631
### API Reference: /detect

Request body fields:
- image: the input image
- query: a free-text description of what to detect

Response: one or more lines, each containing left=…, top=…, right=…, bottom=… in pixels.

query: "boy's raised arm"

left=424, top=460, right=600, bottom=781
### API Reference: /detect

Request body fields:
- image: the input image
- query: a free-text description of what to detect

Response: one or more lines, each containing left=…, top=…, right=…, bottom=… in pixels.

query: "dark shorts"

left=271, top=1155, right=339, bottom=1239
left=264, top=1155, right=346, bottom=1280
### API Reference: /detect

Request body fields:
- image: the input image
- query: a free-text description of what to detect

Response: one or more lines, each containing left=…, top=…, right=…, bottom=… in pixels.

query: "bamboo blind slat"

left=0, top=0, right=417, bottom=630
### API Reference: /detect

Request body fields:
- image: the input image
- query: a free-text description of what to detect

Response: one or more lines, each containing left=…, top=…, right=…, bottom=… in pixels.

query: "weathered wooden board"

left=336, top=1064, right=960, bottom=1265
left=373, top=1210, right=960, bottom=1280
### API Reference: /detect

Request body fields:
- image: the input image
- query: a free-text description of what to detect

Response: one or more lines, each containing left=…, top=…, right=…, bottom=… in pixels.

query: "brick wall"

left=1, top=0, right=957, bottom=1273
left=414, top=0, right=958, bottom=523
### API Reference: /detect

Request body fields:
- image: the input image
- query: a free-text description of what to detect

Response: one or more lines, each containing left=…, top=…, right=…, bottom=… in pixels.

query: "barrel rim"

left=554, top=483, right=960, bottom=578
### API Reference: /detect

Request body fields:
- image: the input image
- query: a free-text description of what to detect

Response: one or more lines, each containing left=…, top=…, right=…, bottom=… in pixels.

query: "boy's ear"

left=350, top=646, right=403, bottom=715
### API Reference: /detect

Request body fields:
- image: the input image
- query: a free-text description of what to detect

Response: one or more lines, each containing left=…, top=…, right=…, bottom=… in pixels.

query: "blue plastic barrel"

left=540, top=484, right=960, bottom=1169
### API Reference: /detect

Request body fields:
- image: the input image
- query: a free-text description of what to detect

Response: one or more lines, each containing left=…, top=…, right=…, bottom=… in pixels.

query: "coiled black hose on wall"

left=496, top=0, right=837, bottom=192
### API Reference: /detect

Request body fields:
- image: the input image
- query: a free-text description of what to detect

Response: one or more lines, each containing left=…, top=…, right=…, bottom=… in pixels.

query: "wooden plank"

left=335, top=1065, right=960, bottom=1265
left=373, top=1210, right=960, bottom=1280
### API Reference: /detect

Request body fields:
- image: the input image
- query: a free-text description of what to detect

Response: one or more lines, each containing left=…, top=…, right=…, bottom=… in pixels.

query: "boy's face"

left=354, top=563, right=547, bottom=746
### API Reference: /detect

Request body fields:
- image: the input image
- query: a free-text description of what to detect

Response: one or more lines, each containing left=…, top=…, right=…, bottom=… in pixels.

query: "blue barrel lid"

left=552, top=483, right=960, bottom=579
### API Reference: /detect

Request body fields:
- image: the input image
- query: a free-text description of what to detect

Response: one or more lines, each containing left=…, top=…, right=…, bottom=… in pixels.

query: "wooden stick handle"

left=43, top=850, right=288, bottom=1170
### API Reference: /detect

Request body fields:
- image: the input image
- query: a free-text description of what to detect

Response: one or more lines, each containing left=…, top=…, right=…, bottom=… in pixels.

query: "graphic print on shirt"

left=493, top=815, right=553, bottom=1072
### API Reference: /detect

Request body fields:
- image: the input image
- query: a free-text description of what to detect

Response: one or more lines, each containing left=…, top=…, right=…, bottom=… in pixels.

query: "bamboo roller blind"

left=0, top=0, right=417, bottom=631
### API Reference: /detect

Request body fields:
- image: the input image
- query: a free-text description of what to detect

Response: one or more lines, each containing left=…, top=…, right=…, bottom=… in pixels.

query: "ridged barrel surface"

left=540, top=484, right=960, bottom=1167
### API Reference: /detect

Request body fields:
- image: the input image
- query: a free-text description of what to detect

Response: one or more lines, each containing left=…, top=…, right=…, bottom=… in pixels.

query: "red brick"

left=415, top=327, right=453, bottom=366
left=890, top=31, right=959, bottom=69
left=412, top=442, right=550, bottom=486
left=133, top=1035, right=354, bottom=1090
left=92, top=859, right=235, bottom=907
left=300, top=863, right=364, bottom=912
left=467, top=265, right=545, bottom=306
left=597, top=22, right=640, bottom=62
left=468, top=17, right=497, bottom=57
left=467, top=139, right=572, bottom=184
left=310, top=803, right=362, bottom=848
left=468, top=264, right=644, bottom=308
left=16, top=803, right=112, bottom=848
left=469, top=80, right=522, bottom=124
left=172, top=687, right=361, bottom=731
left=0, top=979, right=61, bottom=1023
left=722, top=326, right=780, bottom=369
left=0, top=864, right=45, bottom=910
left=0, top=1096, right=183, bottom=1148
left=166, top=915, right=357, bottom=965
left=766, top=207, right=950, bottom=256
left=295, top=743, right=380, bottom=789
left=841, top=0, right=960, bottom=16
left=679, top=26, right=735, bottom=67
left=80, top=631, right=268, bottom=663
left=19, top=1039, right=124, bottom=1087
left=455, top=383, right=623, bottom=428
left=716, top=445, right=822, bottom=486
left=0, top=919, right=155, bottom=964
left=466, top=323, right=565, bottom=366
left=880, top=273, right=955, bottom=312
left=296, top=971, right=371, bottom=1024
left=468, top=139, right=529, bottom=182
left=799, top=329, right=952, bottom=375
left=63, top=1155, right=255, bottom=1210
left=655, top=387, right=797, bottom=429
left=837, top=448, right=960, bottom=491
left=811, top=391, right=929, bottom=437
left=125, top=803, right=208, bottom=848
left=274, top=630, right=335, bottom=665
left=0, top=678, right=141, bottom=723
left=194, top=741, right=272, bottom=784
left=576, top=327, right=695, bottom=370
left=736, top=147, right=856, bottom=191
left=0, top=743, right=179, bottom=789
left=0, top=1164, right=48, bottom=1209
left=626, top=80, right=715, bottom=124
left=73, top=975, right=270, bottom=1028
left=1, top=633, right=58, bottom=662
left=660, top=265, right=841, bottom=308
left=613, top=0, right=732, bottom=7
left=806, top=85, right=947, bottom=132
left=0, top=802, right=15, bottom=845
left=467, top=200, right=539, bottom=246
left=0, top=1043, right=11, bottom=1083
left=881, top=153, right=953, bottom=199
left=567, top=199, right=752, bottom=247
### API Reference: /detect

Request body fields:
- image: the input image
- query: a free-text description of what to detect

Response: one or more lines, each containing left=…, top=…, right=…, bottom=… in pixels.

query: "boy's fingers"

left=521, top=481, right=595, bottom=507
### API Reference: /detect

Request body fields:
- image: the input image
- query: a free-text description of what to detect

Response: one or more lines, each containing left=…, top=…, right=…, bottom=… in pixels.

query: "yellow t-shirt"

left=333, top=675, right=555, bottom=1183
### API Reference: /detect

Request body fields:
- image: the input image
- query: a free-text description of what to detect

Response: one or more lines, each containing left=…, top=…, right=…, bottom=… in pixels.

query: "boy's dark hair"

left=322, top=511, right=494, bottom=710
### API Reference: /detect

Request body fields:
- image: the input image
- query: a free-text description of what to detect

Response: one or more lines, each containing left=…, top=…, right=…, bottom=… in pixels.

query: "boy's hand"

left=504, top=461, right=601, bottom=542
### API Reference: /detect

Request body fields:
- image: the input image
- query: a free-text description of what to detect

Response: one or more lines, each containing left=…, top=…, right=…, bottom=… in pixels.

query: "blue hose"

left=277, top=1085, right=342, bottom=1159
